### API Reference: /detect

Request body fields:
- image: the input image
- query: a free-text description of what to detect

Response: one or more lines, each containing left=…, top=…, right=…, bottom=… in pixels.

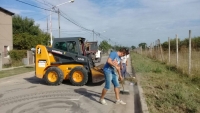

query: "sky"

left=0, top=0, right=200, bottom=47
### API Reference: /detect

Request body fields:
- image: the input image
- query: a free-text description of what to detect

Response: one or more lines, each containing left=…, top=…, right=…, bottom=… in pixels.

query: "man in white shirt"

left=120, top=49, right=129, bottom=78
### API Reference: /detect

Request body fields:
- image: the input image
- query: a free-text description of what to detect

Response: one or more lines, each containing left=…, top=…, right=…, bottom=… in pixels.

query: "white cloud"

left=9, top=0, right=200, bottom=47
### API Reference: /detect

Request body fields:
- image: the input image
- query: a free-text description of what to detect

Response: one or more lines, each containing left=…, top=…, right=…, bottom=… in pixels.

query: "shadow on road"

left=24, top=76, right=105, bottom=87
left=23, top=76, right=47, bottom=85
left=74, top=88, right=115, bottom=104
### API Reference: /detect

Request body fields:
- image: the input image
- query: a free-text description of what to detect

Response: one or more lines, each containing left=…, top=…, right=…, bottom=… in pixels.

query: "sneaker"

left=99, top=98, right=107, bottom=105
left=115, top=100, right=126, bottom=105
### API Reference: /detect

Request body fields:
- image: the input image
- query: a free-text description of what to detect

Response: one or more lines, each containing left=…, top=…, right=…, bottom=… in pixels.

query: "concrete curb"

left=136, top=74, right=149, bottom=113
left=130, top=55, right=149, bottom=113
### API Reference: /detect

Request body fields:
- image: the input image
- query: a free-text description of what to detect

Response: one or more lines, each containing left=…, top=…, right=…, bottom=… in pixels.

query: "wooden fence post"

left=176, top=34, right=179, bottom=68
left=168, top=37, right=170, bottom=64
left=158, top=39, right=164, bottom=62
left=188, top=30, right=191, bottom=75
left=153, top=42, right=154, bottom=57
left=155, top=40, right=158, bottom=59
left=150, top=43, right=153, bottom=58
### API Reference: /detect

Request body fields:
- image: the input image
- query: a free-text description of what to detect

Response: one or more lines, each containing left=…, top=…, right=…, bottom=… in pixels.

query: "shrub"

left=8, top=50, right=27, bottom=61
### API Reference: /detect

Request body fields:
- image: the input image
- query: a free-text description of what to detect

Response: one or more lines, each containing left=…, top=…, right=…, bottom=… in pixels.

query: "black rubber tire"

left=44, top=67, right=64, bottom=86
left=87, top=54, right=95, bottom=68
left=69, top=66, right=88, bottom=86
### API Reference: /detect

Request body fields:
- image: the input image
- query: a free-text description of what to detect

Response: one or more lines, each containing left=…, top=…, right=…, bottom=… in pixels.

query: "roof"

left=86, top=41, right=98, bottom=43
left=53, top=37, right=86, bottom=41
left=0, top=7, right=14, bottom=16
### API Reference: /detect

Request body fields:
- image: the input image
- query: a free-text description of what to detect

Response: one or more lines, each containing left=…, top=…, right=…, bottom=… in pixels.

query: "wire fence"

left=135, top=30, right=199, bottom=77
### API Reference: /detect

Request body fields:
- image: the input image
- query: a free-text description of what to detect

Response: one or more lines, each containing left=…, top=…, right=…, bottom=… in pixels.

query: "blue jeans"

left=121, top=63, right=127, bottom=78
left=103, top=68, right=120, bottom=90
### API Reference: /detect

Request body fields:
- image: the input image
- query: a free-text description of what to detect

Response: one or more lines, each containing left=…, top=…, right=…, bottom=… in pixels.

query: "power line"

left=15, top=0, right=121, bottom=46
left=34, top=0, right=52, bottom=8
left=15, top=0, right=55, bottom=12
left=59, top=13, right=93, bottom=32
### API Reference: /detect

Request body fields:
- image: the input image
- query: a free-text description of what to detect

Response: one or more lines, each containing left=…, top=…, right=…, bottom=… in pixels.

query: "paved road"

left=0, top=56, right=138, bottom=113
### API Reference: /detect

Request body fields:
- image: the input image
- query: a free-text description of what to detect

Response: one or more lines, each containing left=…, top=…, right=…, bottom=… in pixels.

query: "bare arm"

left=107, top=58, right=123, bottom=80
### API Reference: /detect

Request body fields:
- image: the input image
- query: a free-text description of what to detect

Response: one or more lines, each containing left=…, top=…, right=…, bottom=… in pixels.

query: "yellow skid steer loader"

left=32, top=37, right=105, bottom=86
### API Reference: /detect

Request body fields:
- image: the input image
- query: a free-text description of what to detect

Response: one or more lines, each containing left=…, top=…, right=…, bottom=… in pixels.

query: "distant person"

left=99, top=48, right=127, bottom=105
left=120, top=49, right=130, bottom=78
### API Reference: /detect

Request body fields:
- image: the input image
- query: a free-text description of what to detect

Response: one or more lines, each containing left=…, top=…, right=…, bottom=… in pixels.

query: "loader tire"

left=87, top=54, right=95, bottom=68
left=44, top=67, right=64, bottom=86
left=69, top=66, right=88, bottom=86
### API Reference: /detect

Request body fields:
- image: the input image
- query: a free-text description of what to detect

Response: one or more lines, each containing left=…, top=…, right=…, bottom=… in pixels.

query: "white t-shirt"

left=121, top=55, right=129, bottom=63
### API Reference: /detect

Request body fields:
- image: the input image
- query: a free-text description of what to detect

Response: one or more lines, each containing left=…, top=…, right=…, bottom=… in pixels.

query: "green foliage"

left=8, top=50, right=27, bottom=61
left=112, top=45, right=121, bottom=51
left=138, top=42, right=147, bottom=49
left=13, top=15, right=50, bottom=50
left=99, top=40, right=112, bottom=52
left=161, top=36, right=200, bottom=51
left=131, top=45, right=136, bottom=49
left=131, top=52, right=200, bottom=113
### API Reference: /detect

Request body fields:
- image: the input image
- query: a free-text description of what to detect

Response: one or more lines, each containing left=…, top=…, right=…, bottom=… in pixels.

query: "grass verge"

left=131, top=52, right=200, bottom=113
left=0, top=66, right=35, bottom=79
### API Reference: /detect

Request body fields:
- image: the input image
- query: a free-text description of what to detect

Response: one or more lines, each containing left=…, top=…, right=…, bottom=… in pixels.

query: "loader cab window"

left=54, top=42, right=67, bottom=51
left=66, top=41, right=78, bottom=54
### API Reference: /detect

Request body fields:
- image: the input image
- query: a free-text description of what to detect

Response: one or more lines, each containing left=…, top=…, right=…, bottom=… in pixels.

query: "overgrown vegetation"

left=161, top=36, right=200, bottom=52
left=131, top=52, right=200, bottom=113
left=3, top=50, right=27, bottom=67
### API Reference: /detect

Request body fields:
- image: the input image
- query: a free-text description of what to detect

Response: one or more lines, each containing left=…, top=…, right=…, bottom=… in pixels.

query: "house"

left=0, top=7, right=14, bottom=64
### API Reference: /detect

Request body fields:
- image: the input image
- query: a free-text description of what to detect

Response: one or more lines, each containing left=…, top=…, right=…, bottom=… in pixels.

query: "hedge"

left=8, top=50, right=27, bottom=61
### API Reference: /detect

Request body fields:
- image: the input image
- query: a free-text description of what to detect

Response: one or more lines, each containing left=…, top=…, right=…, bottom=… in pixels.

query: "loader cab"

left=52, top=37, right=86, bottom=56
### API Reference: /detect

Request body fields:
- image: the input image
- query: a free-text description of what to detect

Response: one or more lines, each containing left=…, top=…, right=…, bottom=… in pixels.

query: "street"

left=0, top=56, right=138, bottom=113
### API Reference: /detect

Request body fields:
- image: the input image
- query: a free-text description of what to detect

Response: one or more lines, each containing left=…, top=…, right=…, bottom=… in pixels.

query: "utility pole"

left=58, top=9, right=60, bottom=38
left=47, top=18, right=48, bottom=33
left=49, top=0, right=75, bottom=46
left=50, top=11, right=52, bottom=46
left=93, top=29, right=94, bottom=41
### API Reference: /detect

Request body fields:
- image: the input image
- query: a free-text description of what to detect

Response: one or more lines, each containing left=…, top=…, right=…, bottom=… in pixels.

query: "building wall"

left=0, top=11, right=13, bottom=64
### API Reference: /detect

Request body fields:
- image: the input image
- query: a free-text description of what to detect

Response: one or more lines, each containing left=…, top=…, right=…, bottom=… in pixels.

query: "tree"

left=131, top=46, right=136, bottom=49
left=12, top=15, right=50, bottom=50
left=99, top=40, right=112, bottom=53
left=138, top=43, right=147, bottom=49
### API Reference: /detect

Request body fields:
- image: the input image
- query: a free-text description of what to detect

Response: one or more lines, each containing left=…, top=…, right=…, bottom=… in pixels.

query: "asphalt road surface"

left=0, top=55, right=139, bottom=113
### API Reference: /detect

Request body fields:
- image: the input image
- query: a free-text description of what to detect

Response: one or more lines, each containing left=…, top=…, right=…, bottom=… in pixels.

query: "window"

left=54, top=42, right=67, bottom=51
left=4, top=46, right=9, bottom=58
left=66, top=41, right=78, bottom=54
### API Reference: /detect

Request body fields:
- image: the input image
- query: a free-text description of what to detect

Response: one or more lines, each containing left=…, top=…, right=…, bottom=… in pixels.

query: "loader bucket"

left=91, top=63, right=105, bottom=83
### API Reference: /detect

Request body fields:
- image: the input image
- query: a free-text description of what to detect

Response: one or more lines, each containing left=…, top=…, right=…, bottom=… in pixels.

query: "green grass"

left=0, top=66, right=35, bottom=79
left=131, top=52, right=200, bottom=113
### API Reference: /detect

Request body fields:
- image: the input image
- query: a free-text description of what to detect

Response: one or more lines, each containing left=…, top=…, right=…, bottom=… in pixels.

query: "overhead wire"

left=15, top=0, right=56, bottom=12
left=15, top=0, right=121, bottom=46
